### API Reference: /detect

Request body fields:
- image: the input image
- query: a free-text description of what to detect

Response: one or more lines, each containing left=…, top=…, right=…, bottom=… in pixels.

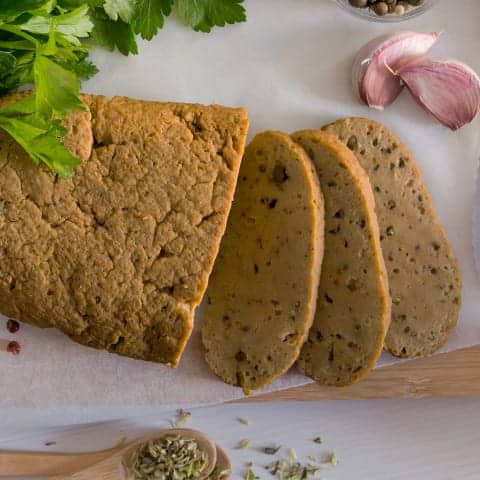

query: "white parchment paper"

left=1, top=0, right=479, bottom=412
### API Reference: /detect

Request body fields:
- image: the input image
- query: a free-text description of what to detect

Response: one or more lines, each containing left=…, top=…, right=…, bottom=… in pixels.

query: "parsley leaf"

left=90, top=7, right=138, bottom=55
left=58, top=0, right=102, bottom=7
left=134, top=0, right=174, bottom=41
left=0, top=116, right=82, bottom=178
left=103, top=0, right=136, bottom=23
left=57, top=51, right=98, bottom=80
left=20, top=5, right=94, bottom=46
left=34, top=55, right=85, bottom=118
left=0, top=51, right=17, bottom=79
left=0, top=93, right=37, bottom=116
left=175, top=0, right=246, bottom=33
left=0, top=95, right=81, bottom=178
left=0, top=0, right=49, bottom=18
left=0, top=52, right=35, bottom=95
left=0, top=51, right=18, bottom=94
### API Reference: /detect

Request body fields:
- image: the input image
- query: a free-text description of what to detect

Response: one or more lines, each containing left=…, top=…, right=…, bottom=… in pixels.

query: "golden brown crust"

left=323, top=118, right=461, bottom=358
left=292, top=130, right=390, bottom=386
left=202, top=131, right=324, bottom=393
left=0, top=93, right=249, bottom=366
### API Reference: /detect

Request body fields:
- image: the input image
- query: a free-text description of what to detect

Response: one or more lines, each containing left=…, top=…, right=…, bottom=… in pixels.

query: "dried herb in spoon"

left=124, top=435, right=209, bottom=480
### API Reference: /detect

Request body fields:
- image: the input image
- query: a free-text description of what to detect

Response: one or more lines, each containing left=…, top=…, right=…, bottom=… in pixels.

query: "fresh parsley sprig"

left=0, top=1, right=95, bottom=177
left=0, top=0, right=246, bottom=177
left=91, top=0, right=246, bottom=55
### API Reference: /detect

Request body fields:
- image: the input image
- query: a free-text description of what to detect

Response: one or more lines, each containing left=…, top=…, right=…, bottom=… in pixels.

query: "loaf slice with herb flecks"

left=293, top=130, right=391, bottom=386
left=202, top=131, right=324, bottom=393
left=322, top=117, right=461, bottom=358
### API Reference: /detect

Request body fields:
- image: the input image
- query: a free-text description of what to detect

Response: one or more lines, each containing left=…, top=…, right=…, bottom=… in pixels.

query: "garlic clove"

left=396, top=57, right=480, bottom=131
left=353, top=31, right=440, bottom=110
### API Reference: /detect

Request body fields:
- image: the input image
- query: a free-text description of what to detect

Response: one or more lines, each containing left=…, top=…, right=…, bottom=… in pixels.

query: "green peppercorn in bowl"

left=335, top=0, right=438, bottom=22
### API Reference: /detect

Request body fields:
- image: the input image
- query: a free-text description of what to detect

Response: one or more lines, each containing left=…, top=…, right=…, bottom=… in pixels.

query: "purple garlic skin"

left=396, top=57, right=480, bottom=131
left=353, top=31, right=440, bottom=110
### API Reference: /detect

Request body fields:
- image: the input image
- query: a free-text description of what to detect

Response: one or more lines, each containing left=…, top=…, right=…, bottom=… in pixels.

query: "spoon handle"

left=0, top=447, right=120, bottom=477
left=51, top=453, right=126, bottom=480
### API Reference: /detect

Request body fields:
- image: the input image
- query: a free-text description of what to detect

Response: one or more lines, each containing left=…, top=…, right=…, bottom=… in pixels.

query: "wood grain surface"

left=237, top=346, right=480, bottom=402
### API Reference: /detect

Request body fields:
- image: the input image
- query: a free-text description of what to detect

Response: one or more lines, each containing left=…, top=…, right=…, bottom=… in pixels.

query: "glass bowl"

left=334, top=0, right=438, bottom=23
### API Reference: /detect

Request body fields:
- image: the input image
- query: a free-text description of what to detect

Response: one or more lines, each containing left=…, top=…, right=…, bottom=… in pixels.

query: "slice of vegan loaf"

left=323, top=118, right=461, bottom=358
left=0, top=93, right=249, bottom=366
left=292, top=130, right=390, bottom=386
left=202, top=131, right=325, bottom=393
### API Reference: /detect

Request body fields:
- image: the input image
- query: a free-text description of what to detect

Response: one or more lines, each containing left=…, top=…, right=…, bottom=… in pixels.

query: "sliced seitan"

left=292, top=130, right=390, bottom=386
left=323, top=118, right=461, bottom=358
left=0, top=93, right=249, bottom=366
left=202, top=131, right=324, bottom=393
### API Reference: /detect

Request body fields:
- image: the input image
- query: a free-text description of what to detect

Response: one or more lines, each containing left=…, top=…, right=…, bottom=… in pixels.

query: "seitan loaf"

left=323, top=118, right=461, bottom=358
left=292, top=130, right=390, bottom=386
left=0, top=93, right=249, bottom=366
left=202, top=131, right=324, bottom=393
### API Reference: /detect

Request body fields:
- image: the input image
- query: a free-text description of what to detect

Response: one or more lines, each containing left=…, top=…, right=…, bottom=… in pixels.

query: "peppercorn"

left=6, top=319, right=19, bottom=334
left=345, top=0, right=427, bottom=17
left=7, top=341, right=21, bottom=355
left=372, top=2, right=389, bottom=15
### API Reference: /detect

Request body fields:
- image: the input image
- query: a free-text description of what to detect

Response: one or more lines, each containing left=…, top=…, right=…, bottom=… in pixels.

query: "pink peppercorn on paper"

left=1, top=0, right=480, bottom=416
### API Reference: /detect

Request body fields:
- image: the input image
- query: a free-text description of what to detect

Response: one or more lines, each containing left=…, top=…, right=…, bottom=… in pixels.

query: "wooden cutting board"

left=237, top=346, right=480, bottom=401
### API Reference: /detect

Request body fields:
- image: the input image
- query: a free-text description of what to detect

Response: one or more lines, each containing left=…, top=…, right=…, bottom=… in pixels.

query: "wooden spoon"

left=209, top=445, right=232, bottom=479
left=0, top=428, right=217, bottom=479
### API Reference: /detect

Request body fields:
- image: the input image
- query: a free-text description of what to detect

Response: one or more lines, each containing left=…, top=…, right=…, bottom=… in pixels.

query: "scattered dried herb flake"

left=235, top=439, right=251, bottom=450
left=266, top=450, right=338, bottom=480
left=263, top=445, right=281, bottom=455
left=170, top=409, right=192, bottom=428
left=244, top=464, right=259, bottom=480
left=307, top=452, right=339, bottom=468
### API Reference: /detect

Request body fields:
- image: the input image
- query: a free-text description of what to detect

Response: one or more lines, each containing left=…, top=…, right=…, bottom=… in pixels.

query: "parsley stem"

left=0, top=24, right=40, bottom=47
left=0, top=40, right=36, bottom=51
